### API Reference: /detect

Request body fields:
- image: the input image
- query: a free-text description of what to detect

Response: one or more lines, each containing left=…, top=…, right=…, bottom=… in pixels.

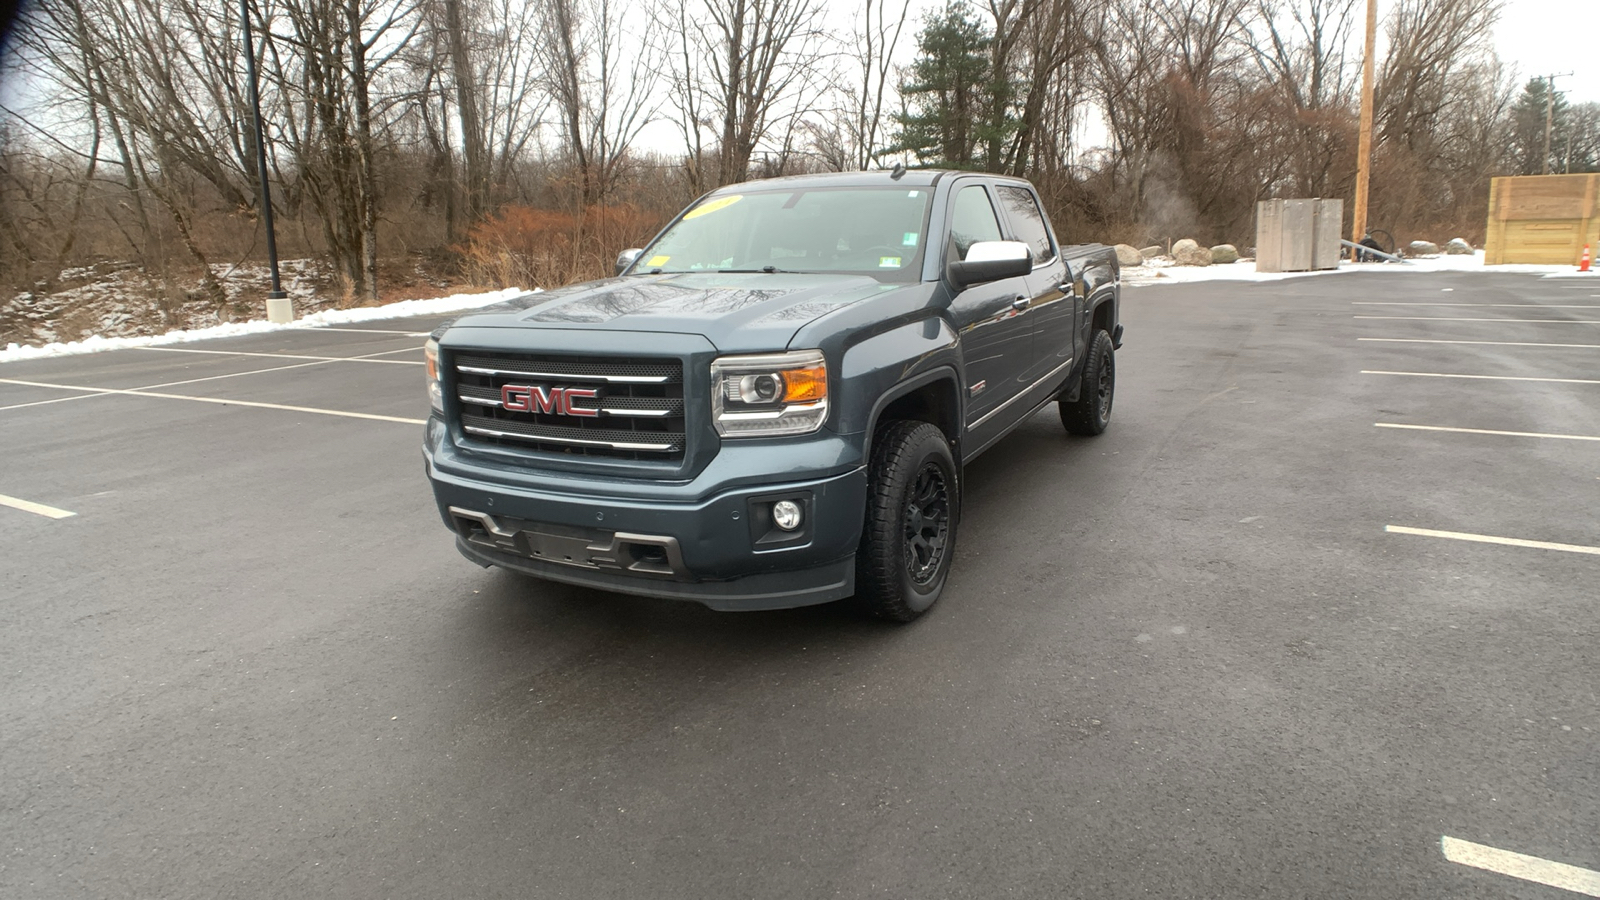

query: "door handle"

left=1012, top=296, right=1030, bottom=311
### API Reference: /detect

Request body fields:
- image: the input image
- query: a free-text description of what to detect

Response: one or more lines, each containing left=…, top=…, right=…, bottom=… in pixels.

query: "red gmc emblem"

left=501, top=384, right=600, bottom=417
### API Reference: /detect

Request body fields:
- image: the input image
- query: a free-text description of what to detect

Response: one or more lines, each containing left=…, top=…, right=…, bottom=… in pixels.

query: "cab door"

left=943, top=182, right=1036, bottom=428
left=995, top=183, right=1078, bottom=390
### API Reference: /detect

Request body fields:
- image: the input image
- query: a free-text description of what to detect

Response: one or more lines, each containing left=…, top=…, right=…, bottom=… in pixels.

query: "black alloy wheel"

left=1094, top=343, right=1115, bottom=421
left=904, top=462, right=951, bottom=585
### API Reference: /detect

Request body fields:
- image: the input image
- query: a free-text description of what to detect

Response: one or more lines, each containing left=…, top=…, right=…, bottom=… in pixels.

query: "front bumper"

left=426, top=443, right=868, bottom=610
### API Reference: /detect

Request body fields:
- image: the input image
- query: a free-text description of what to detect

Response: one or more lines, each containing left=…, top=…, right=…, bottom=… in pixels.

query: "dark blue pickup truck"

left=423, top=170, right=1121, bottom=621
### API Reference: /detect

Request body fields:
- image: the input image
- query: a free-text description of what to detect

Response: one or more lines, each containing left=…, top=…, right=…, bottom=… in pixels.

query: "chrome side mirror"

left=615, top=248, right=643, bottom=275
left=947, top=240, right=1032, bottom=287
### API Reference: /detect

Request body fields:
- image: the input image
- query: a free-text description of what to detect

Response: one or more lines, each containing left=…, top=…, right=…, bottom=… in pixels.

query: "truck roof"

left=706, top=169, right=1030, bottom=194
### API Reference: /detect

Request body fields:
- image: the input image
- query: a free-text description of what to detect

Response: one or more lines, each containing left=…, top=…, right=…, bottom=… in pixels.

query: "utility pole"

left=1539, top=72, right=1572, bottom=176
left=1350, top=0, right=1377, bottom=262
left=240, top=0, right=291, bottom=322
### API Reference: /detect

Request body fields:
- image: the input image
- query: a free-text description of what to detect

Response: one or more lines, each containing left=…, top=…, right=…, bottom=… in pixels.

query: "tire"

left=854, top=420, right=960, bottom=622
left=1060, top=329, right=1115, bottom=435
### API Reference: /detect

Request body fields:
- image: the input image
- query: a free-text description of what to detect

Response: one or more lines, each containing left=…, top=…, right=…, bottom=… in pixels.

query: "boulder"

left=1172, top=238, right=1213, bottom=266
left=1210, top=244, right=1239, bottom=264
left=1408, top=240, right=1440, bottom=256
left=1445, top=238, right=1473, bottom=255
left=1139, top=245, right=1163, bottom=259
left=1114, top=244, right=1144, bottom=267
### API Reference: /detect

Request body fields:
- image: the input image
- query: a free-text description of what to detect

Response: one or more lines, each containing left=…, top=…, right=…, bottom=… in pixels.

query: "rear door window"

left=996, top=185, right=1055, bottom=264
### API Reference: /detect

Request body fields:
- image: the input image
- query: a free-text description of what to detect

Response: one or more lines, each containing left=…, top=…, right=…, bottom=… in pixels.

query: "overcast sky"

left=881, top=0, right=1599, bottom=101
left=1492, top=0, right=1596, bottom=102
left=1, top=0, right=1590, bottom=145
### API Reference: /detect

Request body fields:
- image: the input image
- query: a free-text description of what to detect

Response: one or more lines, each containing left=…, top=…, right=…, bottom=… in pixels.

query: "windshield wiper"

left=716, top=266, right=801, bottom=274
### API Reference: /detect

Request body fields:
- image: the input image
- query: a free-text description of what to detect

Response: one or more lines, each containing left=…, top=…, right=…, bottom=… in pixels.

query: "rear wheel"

left=1060, top=329, right=1115, bottom=435
left=854, top=421, right=959, bottom=622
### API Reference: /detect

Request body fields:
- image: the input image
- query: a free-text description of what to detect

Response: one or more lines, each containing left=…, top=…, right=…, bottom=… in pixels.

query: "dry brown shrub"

left=459, top=203, right=667, bottom=290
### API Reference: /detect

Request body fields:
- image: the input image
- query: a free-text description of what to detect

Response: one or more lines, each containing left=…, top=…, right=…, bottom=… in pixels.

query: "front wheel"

left=854, top=421, right=959, bottom=622
left=1060, top=329, right=1115, bottom=435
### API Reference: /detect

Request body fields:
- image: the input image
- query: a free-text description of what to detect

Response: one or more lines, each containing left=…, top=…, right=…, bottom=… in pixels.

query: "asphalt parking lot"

left=2, top=271, right=1596, bottom=899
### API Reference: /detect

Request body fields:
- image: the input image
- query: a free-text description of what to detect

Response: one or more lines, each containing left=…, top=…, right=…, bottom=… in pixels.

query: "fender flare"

left=862, top=365, right=964, bottom=462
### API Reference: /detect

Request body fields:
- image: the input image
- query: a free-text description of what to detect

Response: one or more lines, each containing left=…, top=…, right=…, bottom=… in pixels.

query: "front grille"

left=452, top=351, right=686, bottom=460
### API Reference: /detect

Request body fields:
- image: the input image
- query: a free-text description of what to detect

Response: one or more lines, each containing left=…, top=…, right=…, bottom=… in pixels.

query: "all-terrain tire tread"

left=855, top=420, right=954, bottom=622
left=1060, top=330, right=1114, bottom=435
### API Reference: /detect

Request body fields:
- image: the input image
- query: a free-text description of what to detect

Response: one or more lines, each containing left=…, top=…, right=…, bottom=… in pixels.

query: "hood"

left=445, top=272, right=900, bottom=353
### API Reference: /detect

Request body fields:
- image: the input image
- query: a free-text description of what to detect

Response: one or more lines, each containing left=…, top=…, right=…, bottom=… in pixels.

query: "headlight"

left=424, top=338, right=443, bottom=412
left=710, top=350, right=828, bottom=437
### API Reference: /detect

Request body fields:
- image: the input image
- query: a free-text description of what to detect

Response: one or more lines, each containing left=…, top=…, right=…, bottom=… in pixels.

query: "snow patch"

left=2, top=287, right=533, bottom=364
left=1125, top=250, right=1582, bottom=287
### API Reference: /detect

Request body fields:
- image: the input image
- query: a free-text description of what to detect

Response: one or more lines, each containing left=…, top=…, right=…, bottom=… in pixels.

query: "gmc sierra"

left=423, top=169, right=1121, bottom=621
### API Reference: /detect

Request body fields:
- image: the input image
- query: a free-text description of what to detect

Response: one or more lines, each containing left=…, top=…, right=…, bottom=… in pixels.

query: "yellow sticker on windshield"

left=683, top=195, right=743, bottom=220
left=647, top=255, right=670, bottom=266
left=879, top=256, right=902, bottom=268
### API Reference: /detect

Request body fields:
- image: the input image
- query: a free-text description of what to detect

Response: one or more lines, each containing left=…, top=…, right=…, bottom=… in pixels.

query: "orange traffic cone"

left=1582, top=244, right=1593, bottom=273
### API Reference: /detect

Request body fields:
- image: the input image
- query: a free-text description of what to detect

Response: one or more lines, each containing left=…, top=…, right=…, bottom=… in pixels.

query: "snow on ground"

left=1123, top=250, right=1584, bottom=286
left=0, top=287, right=534, bottom=364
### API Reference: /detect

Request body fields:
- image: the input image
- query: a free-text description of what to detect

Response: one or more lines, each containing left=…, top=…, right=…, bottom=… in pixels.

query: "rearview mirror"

left=947, top=240, right=1032, bottom=287
left=615, top=248, right=643, bottom=275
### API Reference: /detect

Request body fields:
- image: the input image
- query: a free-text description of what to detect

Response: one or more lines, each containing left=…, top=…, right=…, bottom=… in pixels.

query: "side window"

left=997, top=185, right=1055, bottom=264
left=948, top=185, right=1003, bottom=262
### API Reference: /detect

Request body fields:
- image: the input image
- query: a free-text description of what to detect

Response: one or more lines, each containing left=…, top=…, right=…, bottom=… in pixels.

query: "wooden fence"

left=1484, top=174, right=1600, bottom=265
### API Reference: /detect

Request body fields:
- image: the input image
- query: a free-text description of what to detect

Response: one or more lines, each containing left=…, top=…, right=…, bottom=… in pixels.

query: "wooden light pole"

left=1349, top=0, right=1377, bottom=262
left=1539, top=73, right=1572, bottom=175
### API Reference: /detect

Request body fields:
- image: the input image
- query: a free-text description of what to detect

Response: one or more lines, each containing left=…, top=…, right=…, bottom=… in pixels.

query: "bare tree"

left=1371, top=0, right=1503, bottom=230
left=261, top=0, right=422, bottom=302
left=540, top=0, right=661, bottom=204
left=851, top=0, right=913, bottom=170
left=658, top=0, right=826, bottom=189
left=1244, top=0, right=1360, bottom=195
left=1011, top=0, right=1096, bottom=177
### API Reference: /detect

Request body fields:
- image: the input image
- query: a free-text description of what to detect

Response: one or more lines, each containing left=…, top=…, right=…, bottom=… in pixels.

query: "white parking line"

left=0, top=493, right=76, bottom=519
left=1442, top=836, right=1600, bottom=895
left=0, top=348, right=422, bottom=413
left=1353, top=302, right=1600, bottom=308
left=1355, top=316, right=1600, bottom=324
left=1390, top=525, right=1600, bottom=556
left=301, top=327, right=431, bottom=336
left=141, top=346, right=422, bottom=365
left=1359, top=338, right=1600, bottom=350
left=1362, top=369, right=1600, bottom=385
left=0, top=378, right=426, bottom=425
left=0, top=391, right=111, bottom=413
left=1375, top=422, right=1600, bottom=442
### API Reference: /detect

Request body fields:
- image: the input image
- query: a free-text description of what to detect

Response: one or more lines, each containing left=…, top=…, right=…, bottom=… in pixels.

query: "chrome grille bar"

left=463, top=425, right=678, bottom=453
left=455, top=365, right=669, bottom=384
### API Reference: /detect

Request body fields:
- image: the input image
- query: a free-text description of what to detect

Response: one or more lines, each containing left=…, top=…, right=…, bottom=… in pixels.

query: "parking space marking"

left=1442, top=836, right=1600, bottom=896
left=1362, top=370, right=1600, bottom=385
left=0, top=348, right=422, bottom=414
left=0, top=377, right=426, bottom=425
left=141, top=346, right=422, bottom=365
left=1359, top=338, right=1600, bottom=350
left=0, top=493, right=76, bottom=519
left=0, top=391, right=113, bottom=413
left=1353, top=302, right=1600, bottom=308
left=298, top=327, right=431, bottom=336
left=0, top=359, right=335, bottom=411
left=1375, top=422, right=1600, bottom=442
left=1355, top=316, right=1600, bottom=324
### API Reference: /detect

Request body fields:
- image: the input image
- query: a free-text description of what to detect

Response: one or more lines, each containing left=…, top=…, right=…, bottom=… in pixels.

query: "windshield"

left=632, top=187, right=933, bottom=281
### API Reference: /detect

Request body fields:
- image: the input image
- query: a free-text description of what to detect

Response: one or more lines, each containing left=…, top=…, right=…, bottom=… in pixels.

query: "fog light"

left=772, top=500, right=803, bottom=531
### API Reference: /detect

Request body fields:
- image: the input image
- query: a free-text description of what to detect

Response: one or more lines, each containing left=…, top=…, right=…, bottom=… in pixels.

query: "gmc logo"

left=501, top=384, right=600, bottom=417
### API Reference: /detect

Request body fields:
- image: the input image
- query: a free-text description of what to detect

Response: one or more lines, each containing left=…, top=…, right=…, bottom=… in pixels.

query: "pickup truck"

left=423, top=170, right=1121, bottom=621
